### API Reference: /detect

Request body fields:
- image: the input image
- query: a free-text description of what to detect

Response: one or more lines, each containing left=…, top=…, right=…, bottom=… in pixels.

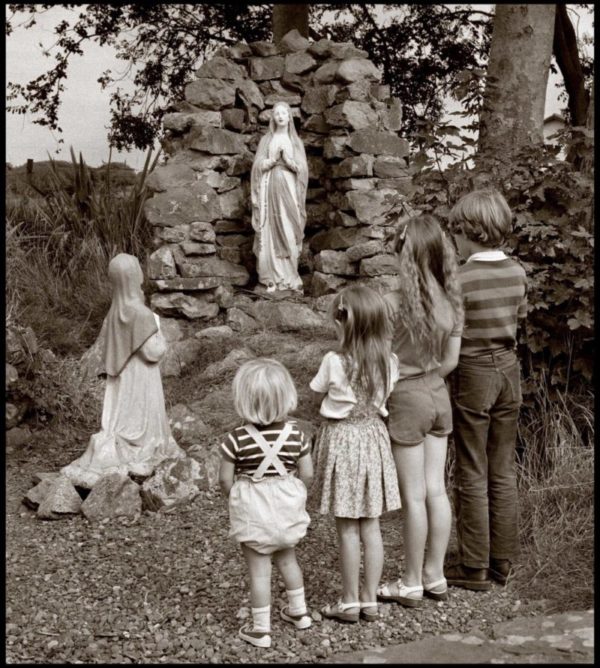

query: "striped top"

left=458, top=254, right=527, bottom=357
left=220, top=420, right=310, bottom=477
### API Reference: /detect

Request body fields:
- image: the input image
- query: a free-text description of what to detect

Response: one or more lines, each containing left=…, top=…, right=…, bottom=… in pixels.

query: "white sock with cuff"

left=286, top=586, right=307, bottom=616
left=251, top=604, right=271, bottom=632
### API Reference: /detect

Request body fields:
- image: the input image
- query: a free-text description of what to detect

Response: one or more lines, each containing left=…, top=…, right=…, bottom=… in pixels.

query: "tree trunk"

left=272, top=4, right=309, bottom=43
left=478, top=4, right=556, bottom=157
left=553, top=4, right=589, bottom=128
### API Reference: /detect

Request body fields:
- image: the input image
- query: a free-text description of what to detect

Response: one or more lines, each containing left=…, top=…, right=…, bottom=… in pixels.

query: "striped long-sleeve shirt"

left=458, top=253, right=527, bottom=357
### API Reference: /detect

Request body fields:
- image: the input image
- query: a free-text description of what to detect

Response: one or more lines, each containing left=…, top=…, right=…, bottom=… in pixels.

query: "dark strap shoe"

left=489, top=558, right=512, bottom=585
left=445, top=563, right=492, bottom=591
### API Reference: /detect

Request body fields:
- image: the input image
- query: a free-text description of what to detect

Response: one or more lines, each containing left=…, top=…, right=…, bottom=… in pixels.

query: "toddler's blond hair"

left=232, top=358, right=297, bottom=425
left=449, top=188, right=513, bottom=246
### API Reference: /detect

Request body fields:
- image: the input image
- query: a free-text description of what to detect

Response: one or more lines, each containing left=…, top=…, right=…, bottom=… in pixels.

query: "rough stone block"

left=347, top=188, right=397, bottom=224
left=337, top=58, right=381, bottom=83
left=171, top=149, right=230, bottom=173
left=195, top=325, right=234, bottom=340
left=249, top=41, right=280, bottom=57
left=345, top=240, right=385, bottom=262
left=144, top=182, right=221, bottom=226
left=347, top=129, right=410, bottom=157
left=314, top=250, right=357, bottom=276
left=217, top=247, right=242, bottom=264
left=195, top=56, right=247, bottom=80
left=328, top=43, right=369, bottom=60
left=236, top=78, right=265, bottom=110
left=285, top=51, right=317, bottom=75
left=250, top=56, right=285, bottom=80
left=309, top=227, right=367, bottom=252
left=264, top=91, right=302, bottom=107
left=150, top=277, right=224, bottom=292
left=226, top=151, right=254, bottom=176
left=189, top=221, right=216, bottom=243
left=303, top=114, right=329, bottom=133
left=81, top=473, right=141, bottom=522
left=168, top=404, right=210, bottom=446
left=314, top=61, right=339, bottom=84
left=226, top=307, right=259, bottom=333
left=371, top=83, right=391, bottom=100
left=335, top=80, right=372, bottom=103
left=360, top=254, right=400, bottom=276
left=174, top=256, right=250, bottom=285
left=221, top=108, right=246, bottom=131
left=163, top=110, right=222, bottom=133
left=216, top=234, right=249, bottom=248
left=219, top=187, right=246, bottom=219
left=383, top=98, right=403, bottom=132
left=307, top=38, right=337, bottom=59
left=146, top=163, right=197, bottom=193
left=180, top=241, right=216, bottom=256
left=331, top=155, right=374, bottom=178
left=36, top=475, right=82, bottom=520
left=323, top=135, right=350, bottom=159
left=373, top=156, right=409, bottom=178
left=188, top=127, right=246, bottom=155
left=280, top=29, right=310, bottom=53
left=253, top=302, right=325, bottom=332
left=214, top=219, right=248, bottom=233
left=332, top=211, right=360, bottom=227
left=310, top=271, right=346, bottom=297
left=338, top=178, right=378, bottom=191
left=281, top=70, right=310, bottom=93
left=141, top=457, right=207, bottom=511
left=301, top=85, right=339, bottom=114
left=325, top=101, right=378, bottom=130
left=151, top=293, right=220, bottom=320
left=185, top=78, right=236, bottom=110
left=148, top=247, right=177, bottom=280
left=203, top=347, right=256, bottom=378
left=230, top=41, right=252, bottom=61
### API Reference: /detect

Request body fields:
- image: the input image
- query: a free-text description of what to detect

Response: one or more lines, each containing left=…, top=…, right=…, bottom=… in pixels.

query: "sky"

left=5, top=4, right=594, bottom=171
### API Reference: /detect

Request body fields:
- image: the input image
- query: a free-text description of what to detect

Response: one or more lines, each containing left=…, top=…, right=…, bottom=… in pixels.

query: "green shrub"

left=407, top=144, right=594, bottom=392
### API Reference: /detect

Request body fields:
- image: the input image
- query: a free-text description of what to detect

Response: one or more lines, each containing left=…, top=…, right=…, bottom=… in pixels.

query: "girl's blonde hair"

left=391, top=214, right=463, bottom=363
left=331, top=285, right=392, bottom=402
left=448, top=188, right=513, bottom=245
left=232, top=358, right=297, bottom=425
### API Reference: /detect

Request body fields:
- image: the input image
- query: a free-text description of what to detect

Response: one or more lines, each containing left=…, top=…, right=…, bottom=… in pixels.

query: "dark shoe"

left=445, top=563, right=492, bottom=591
left=489, top=559, right=512, bottom=586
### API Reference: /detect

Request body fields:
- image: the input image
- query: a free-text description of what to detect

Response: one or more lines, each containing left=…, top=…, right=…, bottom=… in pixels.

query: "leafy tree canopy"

left=6, top=3, right=493, bottom=151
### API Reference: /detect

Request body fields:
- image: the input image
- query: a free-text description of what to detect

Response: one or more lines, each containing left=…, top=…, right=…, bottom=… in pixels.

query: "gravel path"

left=7, top=430, right=537, bottom=664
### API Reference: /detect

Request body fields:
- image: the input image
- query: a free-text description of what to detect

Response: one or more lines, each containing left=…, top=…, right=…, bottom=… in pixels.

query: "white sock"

left=251, top=605, right=271, bottom=632
left=286, top=586, right=307, bottom=616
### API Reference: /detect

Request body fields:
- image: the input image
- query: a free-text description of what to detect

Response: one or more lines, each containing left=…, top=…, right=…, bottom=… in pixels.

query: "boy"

left=445, top=188, right=527, bottom=590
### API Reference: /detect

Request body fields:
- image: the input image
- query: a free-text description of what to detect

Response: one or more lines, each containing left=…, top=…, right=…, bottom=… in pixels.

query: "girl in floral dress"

left=310, top=285, right=401, bottom=623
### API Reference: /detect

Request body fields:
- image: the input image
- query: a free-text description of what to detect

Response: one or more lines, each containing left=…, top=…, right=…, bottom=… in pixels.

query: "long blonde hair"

left=391, top=214, right=463, bottom=362
left=331, top=285, right=392, bottom=401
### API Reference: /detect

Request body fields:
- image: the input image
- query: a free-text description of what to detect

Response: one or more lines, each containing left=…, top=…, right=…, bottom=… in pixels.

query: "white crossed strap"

left=244, top=423, right=293, bottom=480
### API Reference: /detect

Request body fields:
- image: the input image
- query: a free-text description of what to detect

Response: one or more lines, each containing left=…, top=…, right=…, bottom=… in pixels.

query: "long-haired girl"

left=377, top=213, right=463, bottom=607
left=311, top=285, right=401, bottom=623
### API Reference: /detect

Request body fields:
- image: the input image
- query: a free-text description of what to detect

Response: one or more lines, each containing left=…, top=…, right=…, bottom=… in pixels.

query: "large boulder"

left=279, top=29, right=310, bottom=53
left=236, top=79, right=265, bottom=110
left=140, top=457, right=208, bottom=511
left=285, top=51, right=317, bottom=75
left=81, top=473, right=142, bottom=522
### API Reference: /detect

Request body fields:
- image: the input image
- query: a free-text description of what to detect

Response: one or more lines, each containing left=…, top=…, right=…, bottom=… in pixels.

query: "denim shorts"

left=387, top=371, right=452, bottom=446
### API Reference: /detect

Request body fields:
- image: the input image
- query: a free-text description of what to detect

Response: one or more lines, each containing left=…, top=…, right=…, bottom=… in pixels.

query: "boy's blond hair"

left=232, top=358, right=297, bottom=425
left=448, top=188, right=513, bottom=246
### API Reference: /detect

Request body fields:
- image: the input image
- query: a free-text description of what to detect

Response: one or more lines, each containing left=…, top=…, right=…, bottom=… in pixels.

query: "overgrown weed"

left=515, top=376, right=594, bottom=611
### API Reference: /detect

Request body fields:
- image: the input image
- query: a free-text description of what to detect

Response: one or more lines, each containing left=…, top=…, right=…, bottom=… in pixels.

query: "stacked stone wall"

left=144, top=30, right=413, bottom=319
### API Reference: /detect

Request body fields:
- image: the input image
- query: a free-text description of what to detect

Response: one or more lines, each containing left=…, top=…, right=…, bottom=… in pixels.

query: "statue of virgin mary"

left=250, top=101, right=308, bottom=292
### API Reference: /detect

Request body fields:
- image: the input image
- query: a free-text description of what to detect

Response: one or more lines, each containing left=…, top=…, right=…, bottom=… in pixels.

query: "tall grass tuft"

left=6, top=147, right=160, bottom=354
left=515, top=375, right=594, bottom=612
